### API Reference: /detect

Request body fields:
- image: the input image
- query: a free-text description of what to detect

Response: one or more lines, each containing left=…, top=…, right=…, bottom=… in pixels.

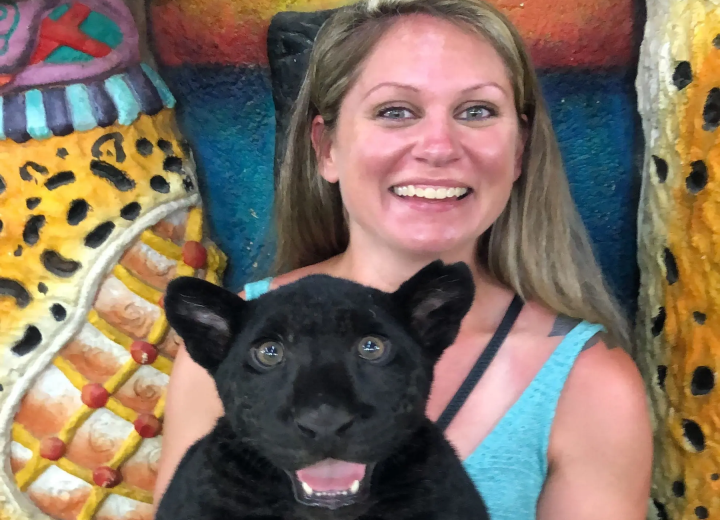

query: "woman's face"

left=314, top=14, right=524, bottom=259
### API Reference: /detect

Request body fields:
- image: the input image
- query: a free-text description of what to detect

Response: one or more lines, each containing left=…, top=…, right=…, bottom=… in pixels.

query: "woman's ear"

left=311, top=115, right=339, bottom=183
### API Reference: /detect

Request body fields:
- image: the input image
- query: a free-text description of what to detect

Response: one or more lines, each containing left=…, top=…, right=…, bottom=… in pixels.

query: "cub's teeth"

left=302, top=482, right=313, bottom=496
left=392, top=185, right=468, bottom=199
left=350, top=480, right=360, bottom=494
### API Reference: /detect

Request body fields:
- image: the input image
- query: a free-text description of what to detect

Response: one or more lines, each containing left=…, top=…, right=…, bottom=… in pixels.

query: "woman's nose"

left=412, top=115, right=462, bottom=167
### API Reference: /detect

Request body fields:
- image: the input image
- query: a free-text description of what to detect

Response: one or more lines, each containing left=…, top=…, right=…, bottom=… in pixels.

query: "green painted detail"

left=80, top=11, right=123, bottom=48
left=46, top=46, right=94, bottom=64
left=48, top=4, right=70, bottom=21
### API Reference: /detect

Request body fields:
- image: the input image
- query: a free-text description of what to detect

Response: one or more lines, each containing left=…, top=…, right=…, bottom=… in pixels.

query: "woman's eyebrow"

left=362, top=81, right=507, bottom=100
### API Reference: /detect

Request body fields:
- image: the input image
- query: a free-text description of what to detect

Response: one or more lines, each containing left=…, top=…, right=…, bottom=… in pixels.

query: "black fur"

left=158, top=260, right=489, bottom=520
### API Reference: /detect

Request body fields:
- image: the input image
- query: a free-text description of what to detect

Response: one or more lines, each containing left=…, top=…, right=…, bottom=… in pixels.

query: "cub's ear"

left=392, top=261, right=475, bottom=359
left=164, top=277, right=246, bottom=373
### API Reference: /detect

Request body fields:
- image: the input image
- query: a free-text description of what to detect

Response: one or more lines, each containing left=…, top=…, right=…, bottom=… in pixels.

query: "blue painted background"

left=160, top=65, right=640, bottom=317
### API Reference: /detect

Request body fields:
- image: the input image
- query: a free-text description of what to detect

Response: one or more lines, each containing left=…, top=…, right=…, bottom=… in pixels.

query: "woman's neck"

left=319, top=236, right=516, bottom=333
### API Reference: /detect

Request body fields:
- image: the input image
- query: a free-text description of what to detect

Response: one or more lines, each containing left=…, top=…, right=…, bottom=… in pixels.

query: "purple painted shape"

left=0, top=0, right=140, bottom=96
left=0, top=1, right=53, bottom=73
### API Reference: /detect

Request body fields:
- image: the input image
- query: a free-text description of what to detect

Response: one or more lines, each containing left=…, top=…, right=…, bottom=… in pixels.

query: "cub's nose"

left=294, top=404, right=355, bottom=439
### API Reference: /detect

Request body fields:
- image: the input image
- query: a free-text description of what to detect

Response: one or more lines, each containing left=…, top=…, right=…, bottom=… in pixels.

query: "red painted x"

left=30, top=3, right=112, bottom=64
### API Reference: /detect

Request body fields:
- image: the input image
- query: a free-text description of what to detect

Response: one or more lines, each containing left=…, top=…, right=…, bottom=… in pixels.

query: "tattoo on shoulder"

left=549, top=314, right=582, bottom=337
left=549, top=316, right=617, bottom=351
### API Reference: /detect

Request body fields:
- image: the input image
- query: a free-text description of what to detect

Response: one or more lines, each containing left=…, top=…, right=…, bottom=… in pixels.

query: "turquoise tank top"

left=243, top=278, right=604, bottom=520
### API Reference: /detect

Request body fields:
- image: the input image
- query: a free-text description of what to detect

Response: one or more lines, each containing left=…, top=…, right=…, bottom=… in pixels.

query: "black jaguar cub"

left=158, top=260, right=489, bottom=520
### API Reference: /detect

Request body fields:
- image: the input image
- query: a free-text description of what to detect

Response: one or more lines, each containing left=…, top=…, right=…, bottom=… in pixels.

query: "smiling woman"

left=157, top=1, right=652, bottom=519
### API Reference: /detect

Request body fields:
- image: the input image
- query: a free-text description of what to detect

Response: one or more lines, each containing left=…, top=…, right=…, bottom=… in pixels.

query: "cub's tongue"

left=296, top=459, right=366, bottom=492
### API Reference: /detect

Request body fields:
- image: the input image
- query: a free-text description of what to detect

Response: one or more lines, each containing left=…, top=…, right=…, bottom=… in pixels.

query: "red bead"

left=130, top=341, right=158, bottom=365
left=158, top=295, right=165, bottom=309
left=134, top=414, right=162, bottom=438
left=93, top=466, right=121, bottom=488
left=39, top=437, right=65, bottom=460
left=182, top=241, right=207, bottom=269
left=81, top=383, right=109, bottom=408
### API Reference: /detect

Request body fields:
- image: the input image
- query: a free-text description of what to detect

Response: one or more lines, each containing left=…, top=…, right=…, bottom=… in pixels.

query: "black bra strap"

left=435, top=294, right=524, bottom=433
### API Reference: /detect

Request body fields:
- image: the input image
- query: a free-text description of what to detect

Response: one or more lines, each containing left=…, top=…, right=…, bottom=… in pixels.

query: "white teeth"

left=392, top=185, right=468, bottom=199
left=350, top=480, right=360, bottom=494
left=302, top=482, right=313, bottom=496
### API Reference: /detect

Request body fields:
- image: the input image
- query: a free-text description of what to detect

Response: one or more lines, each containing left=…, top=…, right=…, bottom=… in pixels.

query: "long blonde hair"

left=273, top=0, right=631, bottom=350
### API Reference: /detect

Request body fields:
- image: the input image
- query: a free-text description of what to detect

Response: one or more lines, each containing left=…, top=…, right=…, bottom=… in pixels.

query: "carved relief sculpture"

left=0, top=1, right=227, bottom=519
left=636, top=0, right=720, bottom=517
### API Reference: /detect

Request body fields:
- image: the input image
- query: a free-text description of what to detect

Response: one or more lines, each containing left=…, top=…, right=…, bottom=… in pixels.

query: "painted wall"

left=636, top=0, right=720, bottom=518
left=149, top=0, right=645, bottom=317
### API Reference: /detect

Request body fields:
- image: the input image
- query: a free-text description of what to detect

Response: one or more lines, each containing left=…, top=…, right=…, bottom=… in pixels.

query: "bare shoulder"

left=238, top=261, right=335, bottom=298
left=550, top=335, right=652, bottom=466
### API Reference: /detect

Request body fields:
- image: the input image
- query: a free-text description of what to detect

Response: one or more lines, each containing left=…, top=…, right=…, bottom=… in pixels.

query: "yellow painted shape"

left=87, top=310, right=133, bottom=349
left=113, top=265, right=164, bottom=304
left=0, top=109, right=190, bottom=342
left=151, top=352, right=173, bottom=376
left=185, top=207, right=203, bottom=242
left=77, top=487, right=109, bottom=520
left=176, top=263, right=195, bottom=277
left=141, top=229, right=182, bottom=260
left=147, top=313, right=169, bottom=345
left=13, top=456, right=50, bottom=492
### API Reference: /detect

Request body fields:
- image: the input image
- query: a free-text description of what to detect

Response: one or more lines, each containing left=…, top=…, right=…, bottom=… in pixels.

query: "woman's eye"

left=377, top=107, right=414, bottom=120
left=457, top=105, right=494, bottom=121
left=357, top=336, right=389, bottom=362
left=251, top=341, right=285, bottom=368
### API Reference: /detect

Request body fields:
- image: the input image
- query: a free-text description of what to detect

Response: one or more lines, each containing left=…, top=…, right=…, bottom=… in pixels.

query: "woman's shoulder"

left=238, top=262, right=333, bottom=298
left=549, top=330, right=651, bottom=466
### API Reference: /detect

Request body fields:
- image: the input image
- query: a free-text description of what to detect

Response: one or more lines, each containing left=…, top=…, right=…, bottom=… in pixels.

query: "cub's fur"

left=158, top=261, right=489, bottom=520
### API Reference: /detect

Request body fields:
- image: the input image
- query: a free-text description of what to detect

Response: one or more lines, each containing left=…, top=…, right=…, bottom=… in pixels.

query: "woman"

left=155, top=0, right=653, bottom=518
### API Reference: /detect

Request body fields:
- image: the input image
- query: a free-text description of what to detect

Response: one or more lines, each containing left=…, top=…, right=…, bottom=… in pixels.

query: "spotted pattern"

left=637, top=5, right=720, bottom=518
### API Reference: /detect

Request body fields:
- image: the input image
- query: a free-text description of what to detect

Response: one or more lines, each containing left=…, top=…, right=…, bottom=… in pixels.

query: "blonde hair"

left=273, top=0, right=631, bottom=350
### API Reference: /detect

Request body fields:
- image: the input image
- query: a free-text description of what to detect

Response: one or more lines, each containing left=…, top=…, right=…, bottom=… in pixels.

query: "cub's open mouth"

left=287, top=459, right=374, bottom=510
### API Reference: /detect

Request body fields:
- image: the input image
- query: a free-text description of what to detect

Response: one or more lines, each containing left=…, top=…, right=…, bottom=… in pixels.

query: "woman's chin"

left=385, top=230, right=477, bottom=259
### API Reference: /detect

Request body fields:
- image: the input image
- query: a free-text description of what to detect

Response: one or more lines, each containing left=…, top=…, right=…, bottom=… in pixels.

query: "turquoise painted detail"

left=66, top=84, right=97, bottom=132
left=0, top=3, right=20, bottom=56
left=104, top=75, right=140, bottom=126
left=141, top=63, right=176, bottom=108
left=46, top=46, right=94, bottom=64
left=81, top=11, right=123, bottom=48
left=47, top=4, right=70, bottom=21
left=25, top=90, right=52, bottom=140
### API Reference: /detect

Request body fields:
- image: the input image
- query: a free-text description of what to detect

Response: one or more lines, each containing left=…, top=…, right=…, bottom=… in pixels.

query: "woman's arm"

left=536, top=341, right=653, bottom=519
left=153, top=344, right=224, bottom=506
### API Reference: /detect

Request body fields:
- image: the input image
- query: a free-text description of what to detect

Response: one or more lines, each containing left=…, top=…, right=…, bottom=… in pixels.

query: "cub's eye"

left=357, top=336, right=389, bottom=362
left=250, top=341, right=285, bottom=369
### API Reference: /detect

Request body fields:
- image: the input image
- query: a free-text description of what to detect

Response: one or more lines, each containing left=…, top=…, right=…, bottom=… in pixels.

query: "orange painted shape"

left=151, top=0, right=634, bottom=68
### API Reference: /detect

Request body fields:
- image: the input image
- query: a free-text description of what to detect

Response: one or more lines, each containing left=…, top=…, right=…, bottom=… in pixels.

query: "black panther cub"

left=158, top=260, right=489, bottom=520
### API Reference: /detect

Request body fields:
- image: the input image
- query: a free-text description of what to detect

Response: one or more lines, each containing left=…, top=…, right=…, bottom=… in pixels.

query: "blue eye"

left=251, top=341, right=285, bottom=368
left=377, top=107, right=414, bottom=120
left=357, top=336, right=387, bottom=361
left=458, top=105, right=494, bottom=120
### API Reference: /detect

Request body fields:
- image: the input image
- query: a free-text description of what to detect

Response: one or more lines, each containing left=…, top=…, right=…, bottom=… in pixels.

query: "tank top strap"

left=436, top=295, right=524, bottom=432
left=243, top=277, right=274, bottom=300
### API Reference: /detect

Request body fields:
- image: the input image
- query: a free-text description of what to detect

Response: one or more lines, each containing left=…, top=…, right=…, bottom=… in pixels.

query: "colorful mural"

left=149, top=0, right=645, bottom=317
left=0, top=2, right=226, bottom=519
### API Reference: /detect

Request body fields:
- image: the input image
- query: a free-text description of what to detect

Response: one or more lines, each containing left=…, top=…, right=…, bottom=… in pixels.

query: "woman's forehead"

left=350, top=15, right=512, bottom=99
